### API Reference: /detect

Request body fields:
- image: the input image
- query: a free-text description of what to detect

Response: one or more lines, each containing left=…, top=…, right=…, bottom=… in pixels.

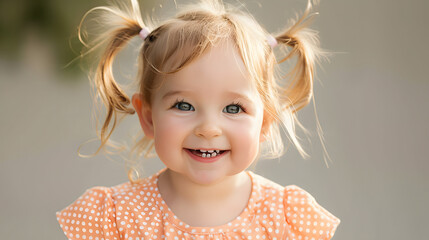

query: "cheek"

left=226, top=117, right=263, bottom=156
left=152, top=113, right=190, bottom=154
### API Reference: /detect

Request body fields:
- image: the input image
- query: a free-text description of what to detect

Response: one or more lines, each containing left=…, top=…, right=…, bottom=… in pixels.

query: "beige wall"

left=1, top=0, right=428, bottom=239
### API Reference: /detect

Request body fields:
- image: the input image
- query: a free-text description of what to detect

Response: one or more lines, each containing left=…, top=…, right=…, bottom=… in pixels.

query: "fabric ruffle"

left=56, top=187, right=121, bottom=240
left=283, top=185, right=341, bottom=240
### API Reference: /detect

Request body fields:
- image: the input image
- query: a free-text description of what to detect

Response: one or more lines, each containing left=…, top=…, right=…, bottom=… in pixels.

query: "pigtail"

left=275, top=0, right=323, bottom=112
left=77, top=0, right=146, bottom=158
left=269, top=0, right=332, bottom=165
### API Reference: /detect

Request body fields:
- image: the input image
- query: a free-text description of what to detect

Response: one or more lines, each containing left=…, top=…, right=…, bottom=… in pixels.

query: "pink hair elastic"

left=139, top=27, right=150, bottom=40
left=266, top=35, right=278, bottom=48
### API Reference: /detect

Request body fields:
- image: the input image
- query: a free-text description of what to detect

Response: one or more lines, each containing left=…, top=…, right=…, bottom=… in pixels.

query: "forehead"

left=157, top=40, right=257, bottom=97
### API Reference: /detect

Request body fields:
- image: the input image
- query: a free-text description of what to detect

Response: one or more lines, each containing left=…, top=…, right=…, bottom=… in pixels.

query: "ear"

left=259, top=123, right=267, bottom=143
left=132, top=93, right=154, bottom=139
left=259, top=111, right=273, bottom=143
left=259, top=133, right=266, bottom=143
left=259, top=115, right=268, bottom=143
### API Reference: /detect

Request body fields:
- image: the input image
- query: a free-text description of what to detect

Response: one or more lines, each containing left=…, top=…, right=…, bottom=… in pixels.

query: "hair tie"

left=139, top=27, right=150, bottom=40
left=267, top=35, right=278, bottom=48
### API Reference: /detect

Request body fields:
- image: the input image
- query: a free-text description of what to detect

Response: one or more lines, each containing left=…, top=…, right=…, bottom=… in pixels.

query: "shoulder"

left=56, top=185, right=121, bottom=239
left=283, top=185, right=341, bottom=239
left=55, top=176, right=158, bottom=239
left=249, top=172, right=340, bottom=240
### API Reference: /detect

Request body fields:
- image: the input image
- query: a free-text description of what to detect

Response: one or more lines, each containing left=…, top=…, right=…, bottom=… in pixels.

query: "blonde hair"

left=76, top=0, right=328, bottom=183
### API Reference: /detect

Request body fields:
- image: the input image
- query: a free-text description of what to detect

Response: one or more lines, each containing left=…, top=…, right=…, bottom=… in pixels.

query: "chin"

left=186, top=169, right=229, bottom=186
left=188, top=167, right=244, bottom=186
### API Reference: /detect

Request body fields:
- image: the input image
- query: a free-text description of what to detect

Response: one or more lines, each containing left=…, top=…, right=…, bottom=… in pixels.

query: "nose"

left=193, top=117, right=222, bottom=139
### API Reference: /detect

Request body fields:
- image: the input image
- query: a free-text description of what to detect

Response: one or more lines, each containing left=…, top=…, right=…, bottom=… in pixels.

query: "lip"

left=184, top=148, right=229, bottom=163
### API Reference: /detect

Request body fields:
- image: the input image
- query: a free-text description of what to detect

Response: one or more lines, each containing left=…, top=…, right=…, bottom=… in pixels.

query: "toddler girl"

left=56, top=0, right=340, bottom=239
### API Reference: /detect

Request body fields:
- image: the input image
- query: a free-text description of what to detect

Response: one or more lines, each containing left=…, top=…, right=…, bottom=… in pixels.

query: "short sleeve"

left=56, top=187, right=120, bottom=240
left=283, top=185, right=340, bottom=240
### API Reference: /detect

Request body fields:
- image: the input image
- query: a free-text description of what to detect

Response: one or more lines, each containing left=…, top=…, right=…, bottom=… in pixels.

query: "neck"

left=158, top=169, right=249, bottom=205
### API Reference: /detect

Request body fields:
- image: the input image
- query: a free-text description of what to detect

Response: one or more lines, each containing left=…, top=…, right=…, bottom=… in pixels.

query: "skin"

left=132, top=39, right=269, bottom=226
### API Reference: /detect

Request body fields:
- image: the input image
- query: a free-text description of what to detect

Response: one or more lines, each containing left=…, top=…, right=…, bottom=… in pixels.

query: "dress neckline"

left=150, top=168, right=259, bottom=234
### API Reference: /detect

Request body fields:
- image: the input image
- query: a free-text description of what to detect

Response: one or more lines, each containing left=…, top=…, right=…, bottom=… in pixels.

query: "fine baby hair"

left=77, top=0, right=326, bottom=182
left=56, top=0, right=341, bottom=239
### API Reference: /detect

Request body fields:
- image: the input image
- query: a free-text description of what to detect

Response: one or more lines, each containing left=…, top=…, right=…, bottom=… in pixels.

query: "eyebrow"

left=223, top=91, right=254, bottom=103
left=162, top=90, right=193, bottom=100
left=162, top=90, right=254, bottom=103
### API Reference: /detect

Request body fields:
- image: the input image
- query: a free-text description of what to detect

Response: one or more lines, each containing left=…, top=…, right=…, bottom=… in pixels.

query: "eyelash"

left=229, top=101, right=246, bottom=113
left=171, top=99, right=194, bottom=111
left=170, top=99, right=246, bottom=113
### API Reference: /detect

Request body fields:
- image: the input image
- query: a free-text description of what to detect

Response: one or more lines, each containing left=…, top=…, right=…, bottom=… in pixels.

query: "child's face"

left=137, top=40, right=265, bottom=185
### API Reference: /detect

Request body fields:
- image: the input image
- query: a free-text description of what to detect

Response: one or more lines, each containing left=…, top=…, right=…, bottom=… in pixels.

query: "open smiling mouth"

left=185, top=148, right=229, bottom=158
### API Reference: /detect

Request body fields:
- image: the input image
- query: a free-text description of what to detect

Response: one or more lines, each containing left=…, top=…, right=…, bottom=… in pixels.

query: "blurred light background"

left=0, top=0, right=428, bottom=239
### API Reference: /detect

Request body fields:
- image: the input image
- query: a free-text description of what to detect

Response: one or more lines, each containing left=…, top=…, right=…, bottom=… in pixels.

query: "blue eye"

left=223, top=103, right=244, bottom=114
left=173, top=101, right=194, bottom=111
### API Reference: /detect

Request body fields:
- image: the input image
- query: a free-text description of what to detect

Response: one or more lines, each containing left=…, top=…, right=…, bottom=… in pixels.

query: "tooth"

left=200, top=149, right=207, bottom=153
left=208, top=150, right=214, bottom=153
left=202, top=153, right=206, bottom=158
left=215, top=150, right=220, bottom=153
left=212, top=152, right=217, bottom=157
left=207, top=153, right=212, bottom=158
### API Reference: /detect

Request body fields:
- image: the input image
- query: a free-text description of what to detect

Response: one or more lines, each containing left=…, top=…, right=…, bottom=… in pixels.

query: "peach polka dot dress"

left=56, top=168, right=340, bottom=240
